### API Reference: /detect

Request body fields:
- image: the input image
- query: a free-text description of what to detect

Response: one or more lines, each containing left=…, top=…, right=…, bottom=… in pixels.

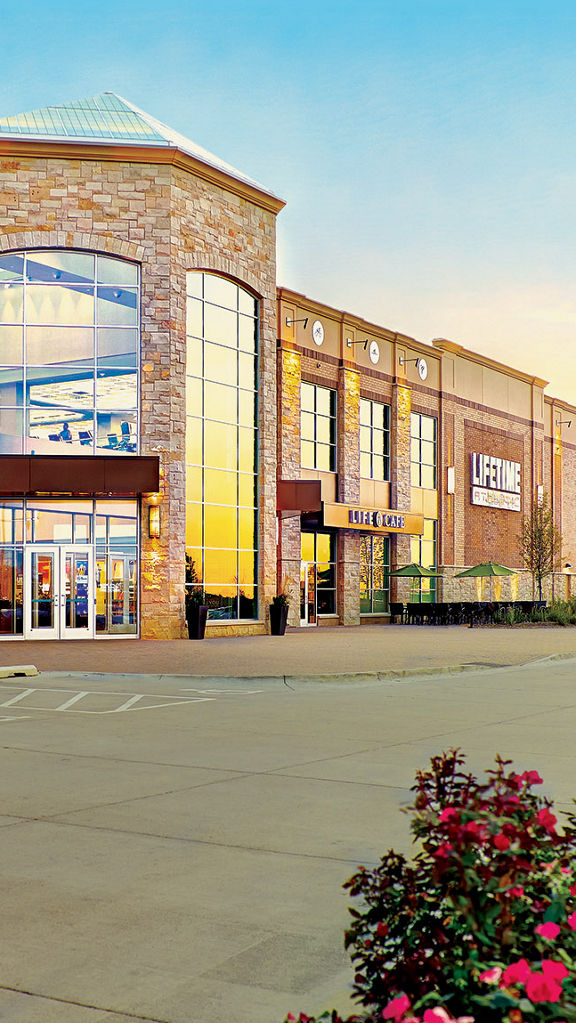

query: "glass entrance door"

left=25, top=546, right=94, bottom=640
left=300, top=561, right=317, bottom=626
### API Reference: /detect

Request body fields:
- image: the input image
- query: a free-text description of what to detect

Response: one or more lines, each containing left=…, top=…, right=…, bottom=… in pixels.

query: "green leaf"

left=544, top=900, right=565, bottom=922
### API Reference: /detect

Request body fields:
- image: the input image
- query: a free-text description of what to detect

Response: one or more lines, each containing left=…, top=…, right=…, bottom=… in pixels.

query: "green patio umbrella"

left=389, top=562, right=440, bottom=577
left=455, top=561, right=515, bottom=600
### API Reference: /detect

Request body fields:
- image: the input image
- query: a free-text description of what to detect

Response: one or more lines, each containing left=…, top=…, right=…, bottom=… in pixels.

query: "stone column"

left=337, top=363, right=361, bottom=625
left=277, top=345, right=302, bottom=626
left=390, top=382, right=412, bottom=601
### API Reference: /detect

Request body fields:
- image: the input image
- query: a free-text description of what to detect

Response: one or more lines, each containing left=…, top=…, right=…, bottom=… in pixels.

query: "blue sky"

left=4, top=0, right=576, bottom=399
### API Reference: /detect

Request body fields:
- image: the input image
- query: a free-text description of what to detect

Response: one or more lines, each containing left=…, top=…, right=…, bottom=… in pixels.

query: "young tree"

left=518, top=491, right=563, bottom=600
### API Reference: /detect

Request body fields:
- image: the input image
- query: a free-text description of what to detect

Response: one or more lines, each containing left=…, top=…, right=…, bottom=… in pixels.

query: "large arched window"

left=0, top=250, right=139, bottom=454
left=185, top=272, right=258, bottom=621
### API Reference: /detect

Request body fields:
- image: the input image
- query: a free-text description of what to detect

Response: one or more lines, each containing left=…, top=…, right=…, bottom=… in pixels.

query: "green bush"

left=545, top=600, right=574, bottom=626
left=284, top=750, right=576, bottom=1023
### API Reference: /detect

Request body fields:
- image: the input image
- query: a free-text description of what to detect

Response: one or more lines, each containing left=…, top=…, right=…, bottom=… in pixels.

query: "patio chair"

left=389, top=601, right=406, bottom=624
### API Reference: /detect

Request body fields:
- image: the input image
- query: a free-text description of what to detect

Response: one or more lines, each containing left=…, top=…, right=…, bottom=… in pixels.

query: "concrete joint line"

left=0, top=984, right=171, bottom=1022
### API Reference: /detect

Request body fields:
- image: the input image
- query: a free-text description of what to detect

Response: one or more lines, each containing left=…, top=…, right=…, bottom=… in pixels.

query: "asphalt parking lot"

left=2, top=656, right=576, bottom=1023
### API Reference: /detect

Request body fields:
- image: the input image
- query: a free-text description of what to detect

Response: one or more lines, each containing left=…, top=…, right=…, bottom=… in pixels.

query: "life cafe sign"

left=470, top=452, right=521, bottom=512
left=322, top=502, right=424, bottom=535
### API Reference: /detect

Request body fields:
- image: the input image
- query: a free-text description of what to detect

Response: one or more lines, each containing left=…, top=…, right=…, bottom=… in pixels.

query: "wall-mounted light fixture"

left=285, top=317, right=309, bottom=328
left=556, top=419, right=572, bottom=427
left=346, top=338, right=369, bottom=349
left=148, top=504, right=161, bottom=539
left=399, top=356, right=419, bottom=366
left=564, top=562, right=572, bottom=572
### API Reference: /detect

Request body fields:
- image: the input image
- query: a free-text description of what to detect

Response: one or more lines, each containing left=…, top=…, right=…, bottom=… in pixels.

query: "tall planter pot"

left=269, top=604, right=289, bottom=636
left=187, top=605, right=208, bottom=640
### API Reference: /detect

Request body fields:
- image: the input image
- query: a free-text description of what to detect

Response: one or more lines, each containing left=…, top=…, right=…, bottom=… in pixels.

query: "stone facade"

left=0, top=147, right=282, bottom=639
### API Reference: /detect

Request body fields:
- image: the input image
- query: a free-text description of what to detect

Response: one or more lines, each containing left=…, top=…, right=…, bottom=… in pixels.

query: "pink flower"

left=434, top=842, right=453, bottom=858
left=535, top=921, right=561, bottom=940
left=502, top=958, right=531, bottom=986
left=480, top=966, right=503, bottom=983
left=525, top=971, right=562, bottom=1003
left=439, top=807, right=460, bottom=823
left=423, top=1010, right=451, bottom=1023
left=463, top=820, right=487, bottom=841
left=383, top=995, right=411, bottom=1021
left=522, top=770, right=543, bottom=785
left=536, top=808, right=557, bottom=833
left=542, top=959, right=569, bottom=983
left=568, top=911, right=576, bottom=930
left=570, top=883, right=576, bottom=895
left=508, top=886, right=524, bottom=897
left=493, top=833, right=510, bottom=851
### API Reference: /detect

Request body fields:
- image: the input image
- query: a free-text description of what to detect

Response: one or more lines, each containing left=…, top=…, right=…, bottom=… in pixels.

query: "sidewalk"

left=2, top=624, right=576, bottom=678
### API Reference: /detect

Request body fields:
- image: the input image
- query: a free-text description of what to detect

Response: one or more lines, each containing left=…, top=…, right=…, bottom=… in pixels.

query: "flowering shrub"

left=284, top=750, right=576, bottom=1023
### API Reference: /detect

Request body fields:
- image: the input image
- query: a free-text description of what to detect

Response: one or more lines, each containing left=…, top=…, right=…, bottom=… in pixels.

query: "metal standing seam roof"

left=0, top=92, right=279, bottom=199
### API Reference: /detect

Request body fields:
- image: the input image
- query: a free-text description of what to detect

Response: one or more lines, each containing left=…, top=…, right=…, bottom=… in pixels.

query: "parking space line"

left=55, top=691, right=88, bottom=711
left=0, top=689, right=35, bottom=707
left=112, top=694, right=144, bottom=712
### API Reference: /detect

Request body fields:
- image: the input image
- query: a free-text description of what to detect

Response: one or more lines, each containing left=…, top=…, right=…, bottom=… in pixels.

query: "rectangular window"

left=410, top=412, right=437, bottom=489
left=409, top=519, right=437, bottom=603
left=300, top=382, right=336, bottom=471
left=359, top=534, right=390, bottom=614
left=301, top=531, right=337, bottom=616
left=359, top=398, right=390, bottom=481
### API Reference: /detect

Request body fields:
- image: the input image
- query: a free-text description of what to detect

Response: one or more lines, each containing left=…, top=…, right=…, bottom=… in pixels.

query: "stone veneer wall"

left=277, top=345, right=303, bottom=625
left=0, top=153, right=279, bottom=638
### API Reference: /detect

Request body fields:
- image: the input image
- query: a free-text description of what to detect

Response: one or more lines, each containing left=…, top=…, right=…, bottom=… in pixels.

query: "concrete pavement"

left=2, top=657, right=576, bottom=1022
left=2, top=623, right=576, bottom=679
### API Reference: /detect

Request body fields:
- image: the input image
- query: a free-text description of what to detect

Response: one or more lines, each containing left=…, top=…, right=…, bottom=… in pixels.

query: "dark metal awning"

left=0, top=455, right=160, bottom=497
left=277, top=479, right=322, bottom=518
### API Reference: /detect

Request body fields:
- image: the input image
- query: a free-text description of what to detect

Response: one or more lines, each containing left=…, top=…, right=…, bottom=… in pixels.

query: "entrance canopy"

left=0, top=454, right=159, bottom=496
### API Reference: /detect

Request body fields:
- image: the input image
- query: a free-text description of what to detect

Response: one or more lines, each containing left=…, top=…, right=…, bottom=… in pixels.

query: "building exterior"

left=0, top=93, right=574, bottom=641
left=277, top=289, right=576, bottom=626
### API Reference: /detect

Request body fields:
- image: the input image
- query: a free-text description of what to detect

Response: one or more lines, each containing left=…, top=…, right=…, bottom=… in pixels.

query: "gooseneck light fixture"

left=285, top=317, right=309, bottom=328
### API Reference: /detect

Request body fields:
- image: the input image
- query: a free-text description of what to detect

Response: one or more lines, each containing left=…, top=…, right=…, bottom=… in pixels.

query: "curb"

left=10, top=651, right=575, bottom=686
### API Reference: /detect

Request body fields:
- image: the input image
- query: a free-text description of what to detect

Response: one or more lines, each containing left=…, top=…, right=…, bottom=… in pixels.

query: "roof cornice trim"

left=0, top=139, right=286, bottom=215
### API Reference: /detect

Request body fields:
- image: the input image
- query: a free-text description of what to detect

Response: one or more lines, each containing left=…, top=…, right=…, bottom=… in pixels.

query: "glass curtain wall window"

left=0, top=250, right=139, bottom=455
left=359, top=534, right=390, bottom=613
left=0, top=499, right=138, bottom=636
left=185, top=272, right=258, bottom=620
left=409, top=519, right=437, bottom=603
left=360, top=398, right=390, bottom=480
left=301, top=382, right=336, bottom=471
left=410, top=412, right=437, bottom=489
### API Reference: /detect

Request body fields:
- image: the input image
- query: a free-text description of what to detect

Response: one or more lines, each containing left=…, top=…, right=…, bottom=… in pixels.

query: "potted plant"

left=185, top=588, right=208, bottom=640
left=270, top=592, right=290, bottom=636
left=185, top=555, right=208, bottom=640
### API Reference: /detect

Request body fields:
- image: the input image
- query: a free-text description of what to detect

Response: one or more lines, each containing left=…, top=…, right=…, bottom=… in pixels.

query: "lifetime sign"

left=348, top=509, right=406, bottom=529
left=470, top=452, right=521, bottom=512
